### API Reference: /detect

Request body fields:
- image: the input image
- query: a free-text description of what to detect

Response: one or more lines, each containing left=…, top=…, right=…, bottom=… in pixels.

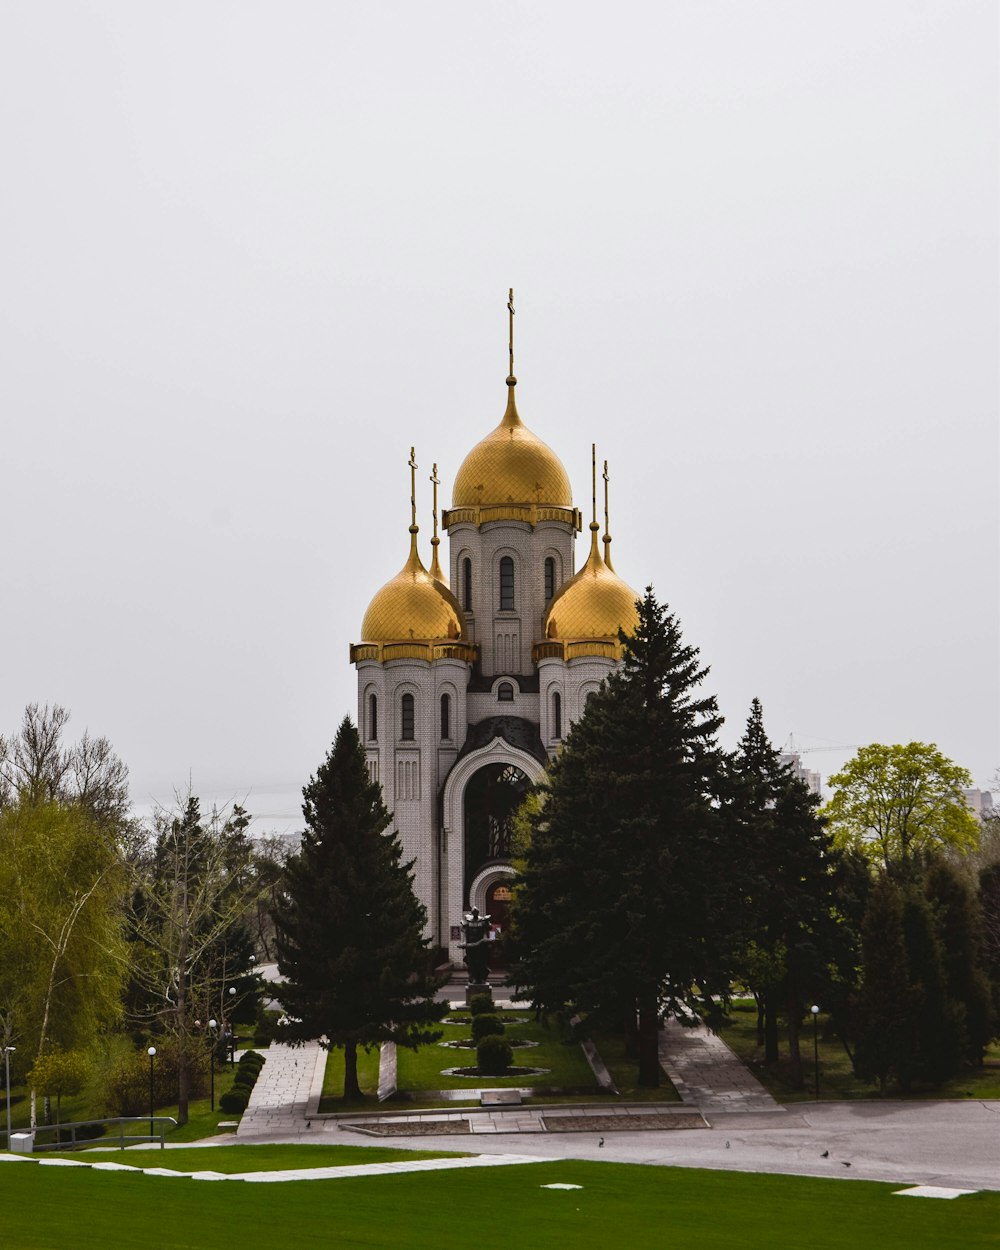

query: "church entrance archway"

left=463, top=762, right=529, bottom=898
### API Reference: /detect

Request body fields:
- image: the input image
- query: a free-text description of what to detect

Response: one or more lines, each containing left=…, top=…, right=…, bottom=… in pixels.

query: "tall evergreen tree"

left=725, top=699, right=839, bottom=1087
left=273, top=718, right=444, bottom=1099
left=512, top=589, right=726, bottom=1087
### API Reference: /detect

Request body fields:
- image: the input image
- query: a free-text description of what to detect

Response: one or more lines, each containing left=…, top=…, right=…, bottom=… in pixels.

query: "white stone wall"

left=448, top=518, right=576, bottom=676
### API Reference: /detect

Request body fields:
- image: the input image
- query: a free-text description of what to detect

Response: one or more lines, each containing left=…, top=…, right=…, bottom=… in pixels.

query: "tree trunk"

left=754, top=992, right=765, bottom=1047
left=623, top=1002, right=639, bottom=1059
left=763, top=994, right=779, bottom=1065
left=343, top=1039, right=362, bottom=1100
left=637, top=986, right=660, bottom=1088
left=787, top=996, right=803, bottom=1090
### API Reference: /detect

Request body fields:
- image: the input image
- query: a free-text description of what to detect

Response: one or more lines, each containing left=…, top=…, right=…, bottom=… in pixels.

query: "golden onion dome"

left=543, top=525, right=640, bottom=644
left=452, top=386, right=573, bottom=509
left=360, top=529, right=465, bottom=643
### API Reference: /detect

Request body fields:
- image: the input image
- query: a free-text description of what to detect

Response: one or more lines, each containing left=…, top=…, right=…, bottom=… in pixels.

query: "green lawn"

left=317, top=1044, right=382, bottom=1110
left=394, top=1010, right=597, bottom=1092
left=52, top=1143, right=467, bottom=1171
left=1, top=1154, right=996, bottom=1249
left=720, top=1003, right=1000, bottom=1102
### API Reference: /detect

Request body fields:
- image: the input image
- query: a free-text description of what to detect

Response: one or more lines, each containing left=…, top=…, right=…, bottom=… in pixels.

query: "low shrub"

left=219, top=1088, right=249, bottom=1114
left=253, top=1008, right=282, bottom=1046
left=476, top=1035, right=513, bottom=1076
left=238, top=1051, right=265, bottom=1071
left=468, top=994, right=494, bottom=1016
left=471, top=1014, right=505, bottom=1042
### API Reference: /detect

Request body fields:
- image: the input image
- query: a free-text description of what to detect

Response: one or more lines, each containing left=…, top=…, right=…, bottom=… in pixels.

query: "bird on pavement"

left=821, top=1150, right=829, bottom=1158
left=598, top=1138, right=604, bottom=1148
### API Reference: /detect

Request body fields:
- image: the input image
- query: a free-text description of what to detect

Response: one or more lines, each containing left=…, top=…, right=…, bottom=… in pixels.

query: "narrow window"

left=401, top=693, right=415, bottom=741
left=544, top=557, right=556, bottom=603
left=497, top=682, right=514, bottom=703
left=552, top=691, right=562, bottom=739
left=368, top=694, right=378, bottom=741
left=462, top=558, right=473, bottom=611
left=440, top=692, right=451, bottom=740
left=499, top=556, right=515, bottom=611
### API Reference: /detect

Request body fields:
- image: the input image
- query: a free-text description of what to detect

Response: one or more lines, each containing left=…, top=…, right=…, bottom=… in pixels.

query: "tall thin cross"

left=408, top=447, right=418, bottom=530
left=429, top=462, right=443, bottom=577
left=603, top=459, right=614, bottom=570
left=591, top=443, right=598, bottom=527
left=507, top=288, right=515, bottom=384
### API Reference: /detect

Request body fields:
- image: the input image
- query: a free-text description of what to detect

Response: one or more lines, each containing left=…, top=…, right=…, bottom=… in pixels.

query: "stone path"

left=658, top=1017, right=781, bottom=1114
left=237, top=1041, right=326, bottom=1137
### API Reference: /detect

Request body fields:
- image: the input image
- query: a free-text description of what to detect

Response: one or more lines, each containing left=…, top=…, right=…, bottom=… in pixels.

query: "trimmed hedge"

left=219, top=1088, right=249, bottom=1114
left=471, top=1014, right=504, bottom=1042
left=476, top=1036, right=513, bottom=1076
left=468, top=994, right=494, bottom=1016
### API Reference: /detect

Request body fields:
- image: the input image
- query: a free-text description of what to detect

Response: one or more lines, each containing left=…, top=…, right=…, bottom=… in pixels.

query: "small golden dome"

left=361, top=531, right=466, bottom=643
left=543, top=526, right=639, bottom=644
left=452, top=387, right=573, bottom=509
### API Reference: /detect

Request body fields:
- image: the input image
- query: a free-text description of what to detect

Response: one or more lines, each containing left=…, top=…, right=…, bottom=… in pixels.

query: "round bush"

left=476, top=1035, right=513, bottom=1076
left=238, top=1052, right=265, bottom=1072
left=468, top=994, right=494, bottom=1016
left=233, top=1071, right=257, bottom=1091
left=219, top=1088, right=249, bottom=1114
left=471, top=1013, right=505, bottom=1042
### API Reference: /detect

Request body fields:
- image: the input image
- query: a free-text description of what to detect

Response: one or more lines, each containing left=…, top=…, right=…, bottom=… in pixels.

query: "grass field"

left=48, top=1144, right=467, bottom=1170
left=2, top=1151, right=996, bottom=1249
left=721, top=1003, right=1000, bottom=1102
left=394, top=1010, right=599, bottom=1092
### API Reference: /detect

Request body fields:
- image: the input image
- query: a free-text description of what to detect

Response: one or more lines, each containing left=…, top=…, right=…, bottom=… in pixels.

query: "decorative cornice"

left=443, top=504, right=581, bottom=532
left=350, top=640, right=479, bottom=665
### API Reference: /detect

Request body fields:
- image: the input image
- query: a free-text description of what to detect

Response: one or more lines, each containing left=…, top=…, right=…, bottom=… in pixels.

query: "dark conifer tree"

left=725, top=699, right=839, bottom=1087
left=924, top=858, right=994, bottom=1064
left=273, top=718, right=444, bottom=1099
left=512, top=588, right=726, bottom=1087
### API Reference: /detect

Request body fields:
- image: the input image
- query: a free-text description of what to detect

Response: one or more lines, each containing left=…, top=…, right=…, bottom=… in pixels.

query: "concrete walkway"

left=658, top=1017, right=781, bottom=1114
left=237, top=1041, right=326, bottom=1138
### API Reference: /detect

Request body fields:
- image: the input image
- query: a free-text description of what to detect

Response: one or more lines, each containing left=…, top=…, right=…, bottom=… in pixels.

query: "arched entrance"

left=440, top=736, right=547, bottom=963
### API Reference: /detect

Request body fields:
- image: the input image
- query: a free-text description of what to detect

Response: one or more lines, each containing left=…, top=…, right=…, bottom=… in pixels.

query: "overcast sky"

left=1, top=2, right=996, bottom=830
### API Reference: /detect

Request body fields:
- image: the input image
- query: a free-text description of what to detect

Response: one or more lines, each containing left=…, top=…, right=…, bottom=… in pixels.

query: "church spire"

left=602, top=458, right=615, bottom=571
left=406, top=446, right=420, bottom=563
left=428, top=461, right=446, bottom=583
left=501, top=288, right=522, bottom=429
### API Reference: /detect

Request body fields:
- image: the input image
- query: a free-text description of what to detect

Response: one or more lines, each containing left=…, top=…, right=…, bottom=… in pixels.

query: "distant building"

left=780, top=753, right=822, bottom=797
left=963, top=789, right=995, bottom=819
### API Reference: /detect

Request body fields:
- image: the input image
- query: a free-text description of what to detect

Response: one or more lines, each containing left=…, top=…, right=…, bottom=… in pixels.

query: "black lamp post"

left=3, top=1045, right=15, bottom=1149
left=146, top=1046, right=156, bottom=1139
left=810, top=1004, right=820, bottom=1100
left=228, top=985, right=236, bottom=1063
left=208, top=1019, right=217, bottom=1111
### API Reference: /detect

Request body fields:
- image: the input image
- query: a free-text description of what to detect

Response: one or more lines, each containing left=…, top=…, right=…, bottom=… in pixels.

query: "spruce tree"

left=513, top=588, right=726, bottom=1086
left=725, top=699, right=838, bottom=1086
left=273, top=718, right=444, bottom=1099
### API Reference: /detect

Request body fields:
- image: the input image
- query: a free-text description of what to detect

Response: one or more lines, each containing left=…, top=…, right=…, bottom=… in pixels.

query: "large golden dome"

left=360, top=531, right=465, bottom=643
left=542, top=525, right=640, bottom=651
left=452, top=387, right=572, bottom=509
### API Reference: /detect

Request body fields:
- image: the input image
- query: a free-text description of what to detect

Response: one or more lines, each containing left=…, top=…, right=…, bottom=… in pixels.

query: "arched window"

left=552, top=691, right=562, bottom=740
left=368, top=693, right=378, bottom=741
left=462, top=558, right=473, bottom=611
left=440, top=692, right=451, bottom=740
left=544, top=556, right=556, bottom=603
left=401, top=693, right=415, bottom=741
left=499, top=556, right=515, bottom=611
left=497, top=682, right=515, bottom=703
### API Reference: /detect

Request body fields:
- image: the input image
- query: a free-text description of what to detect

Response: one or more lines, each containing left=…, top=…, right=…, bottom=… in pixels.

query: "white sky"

left=1, top=2, right=997, bottom=829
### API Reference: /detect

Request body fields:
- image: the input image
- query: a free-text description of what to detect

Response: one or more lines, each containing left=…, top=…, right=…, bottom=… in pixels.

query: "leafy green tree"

left=0, top=800, right=127, bottom=1126
left=512, top=588, right=727, bottom=1087
left=125, top=795, right=264, bottom=1124
left=26, top=1049, right=89, bottom=1126
left=725, top=699, right=839, bottom=1087
left=825, top=743, right=979, bottom=870
left=273, top=718, right=445, bottom=1100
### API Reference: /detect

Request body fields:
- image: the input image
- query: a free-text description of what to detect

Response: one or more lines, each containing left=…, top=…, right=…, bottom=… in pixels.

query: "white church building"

left=350, top=298, right=639, bottom=963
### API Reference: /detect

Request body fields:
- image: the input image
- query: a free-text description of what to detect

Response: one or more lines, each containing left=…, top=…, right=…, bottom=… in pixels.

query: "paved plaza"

left=230, top=1008, right=1000, bottom=1192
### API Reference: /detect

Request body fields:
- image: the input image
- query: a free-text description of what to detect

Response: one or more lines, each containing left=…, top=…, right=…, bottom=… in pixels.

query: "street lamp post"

left=147, top=1046, right=156, bottom=1140
left=228, top=985, right=236, bottom=1064
left=810, top=1005, right=821, bottom=1100
left=3, top=1046, right=15, bottom=1150
left=208, top=1019, right=217, bottom=1111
